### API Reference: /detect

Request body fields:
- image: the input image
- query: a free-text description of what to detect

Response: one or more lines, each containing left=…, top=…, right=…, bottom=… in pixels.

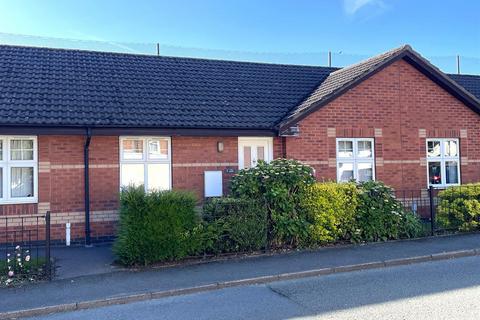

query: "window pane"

left=357, top=163, right=373, bottom=182
left=147, top=164, right=170, bottom=191
left=10, top=139, right=34, bottom=160
left=338, top=141, right=353, bottom=158
left=122, top=139, right=144, bottom=160
left=0, top=140, right=3, bottom=161
left=444, top=140, right=458, bottom=157
left=243, top=146, right=252, bottom=169
left=427, top=141, right=441, bottom=158
left=338, top=162, right=354, bottom=182
left=11, top=167, right=34, bottom=198
left=446, top=161, right=459, bottom=184
left=357, top=141, right=372, bottom=158
left=257, top=146, right=265, bottom=161
left=428, top=161, right=442, bottom=185
left=148, top=139, right=168, bottom=160
left=121, top=164, right=144, bottom=188
left=0, top=168, right=2, bottom=198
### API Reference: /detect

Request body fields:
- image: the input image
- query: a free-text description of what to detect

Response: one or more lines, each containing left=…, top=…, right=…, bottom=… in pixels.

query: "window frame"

left=0, top=136, right=38, bottom=204
left=425, top=138, right=460, bottom=188
left=336, top=138, right=375, bottom=183
left=119, top=136, right=172, bottom=192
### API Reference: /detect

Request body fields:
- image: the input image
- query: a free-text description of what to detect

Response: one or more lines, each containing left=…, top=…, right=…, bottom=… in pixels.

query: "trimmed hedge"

left=301, top=182, right=358, bottom=244
left=437, top=183, right=480, bottom=231
left=114, top=187, right=198, bottom=266
left=199, top=197, right=267, bottom=254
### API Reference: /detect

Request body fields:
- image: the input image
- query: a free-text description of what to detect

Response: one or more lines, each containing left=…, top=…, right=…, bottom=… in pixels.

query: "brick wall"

left=172, top=136, right=239, bottom=198
left=0, top=136, right=120, bottom=243
left=285, top=59, right=480, bottom=190
left=2, top=58, right=479, bottom=242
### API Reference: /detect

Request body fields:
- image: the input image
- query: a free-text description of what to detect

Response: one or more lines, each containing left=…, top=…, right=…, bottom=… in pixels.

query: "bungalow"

left=0, top=44, right=479, bottom=244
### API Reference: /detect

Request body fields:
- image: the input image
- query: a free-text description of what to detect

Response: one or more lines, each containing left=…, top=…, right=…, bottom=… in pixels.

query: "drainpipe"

left=84, top=128, right=92, bottom=246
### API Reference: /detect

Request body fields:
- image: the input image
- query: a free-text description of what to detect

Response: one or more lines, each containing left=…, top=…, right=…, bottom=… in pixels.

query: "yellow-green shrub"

left=437, top=184, right=480, bottom=231
left=301, top=182, right=358, bottom=244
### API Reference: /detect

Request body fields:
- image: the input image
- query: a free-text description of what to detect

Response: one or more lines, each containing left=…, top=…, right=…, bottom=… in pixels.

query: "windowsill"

left=428, top=184, right=460, bottom=189
left=0, top=198, right=38, bottom=205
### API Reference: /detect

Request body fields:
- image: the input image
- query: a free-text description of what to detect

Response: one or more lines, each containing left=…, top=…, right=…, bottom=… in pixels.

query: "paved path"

left=31, top=255, right=480, bottom=319
left=1, top=233, right=480, bottom=314
left=52, top=244, right=120, bottom=279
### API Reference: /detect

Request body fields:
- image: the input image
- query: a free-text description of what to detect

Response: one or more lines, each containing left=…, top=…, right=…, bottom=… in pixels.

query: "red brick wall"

left=172, top=136, right=238, bottom=199
left=285, top=59, right=480, bottom=190
left=0, top=136, right=120, bottom=243
left=2, top=58, right=479, bottom=242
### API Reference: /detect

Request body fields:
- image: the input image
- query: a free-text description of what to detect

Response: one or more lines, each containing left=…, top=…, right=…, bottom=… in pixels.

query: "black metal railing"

left=0, top=211, right=52, bottom=284
left=395, top=185, right=480, bottom=236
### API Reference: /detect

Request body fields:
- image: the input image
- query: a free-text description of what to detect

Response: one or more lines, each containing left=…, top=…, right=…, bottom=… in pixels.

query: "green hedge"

left=231, top=159, right=315, bottom=247
left=301, top=182, right=358, bottom=244
left=354, top=181, right=422, bottom=242
left=114, top=187, right=198, bottom=266
left=437, top=184, right=480, bottom=231
left=198, top=197, right=267, bottom=254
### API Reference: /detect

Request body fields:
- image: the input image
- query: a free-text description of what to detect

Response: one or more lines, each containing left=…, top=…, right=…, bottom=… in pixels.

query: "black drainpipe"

left=84, top=128, right=92, bottom=246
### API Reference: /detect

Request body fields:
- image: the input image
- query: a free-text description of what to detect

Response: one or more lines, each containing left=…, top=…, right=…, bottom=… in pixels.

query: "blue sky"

left=0, top=0, right=478, bottom=73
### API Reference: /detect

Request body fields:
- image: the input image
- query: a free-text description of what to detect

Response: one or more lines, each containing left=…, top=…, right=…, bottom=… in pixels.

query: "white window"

left=0, top=136, right=38, bottom=204
left=336, top=138, right=375, bottom=182
left=120, top=137, right=171, bottom=192
left=426, top=139, right=460, bottom=187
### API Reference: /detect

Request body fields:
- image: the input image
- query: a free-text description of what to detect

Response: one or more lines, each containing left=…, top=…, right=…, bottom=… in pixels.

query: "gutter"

left=84, top=127, right=92, bottom=246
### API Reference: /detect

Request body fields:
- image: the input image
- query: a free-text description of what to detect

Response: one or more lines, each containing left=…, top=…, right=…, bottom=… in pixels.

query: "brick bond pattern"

left=1, top=59, right=479, bottom=242
left=285, top=60, right=480, bottom=189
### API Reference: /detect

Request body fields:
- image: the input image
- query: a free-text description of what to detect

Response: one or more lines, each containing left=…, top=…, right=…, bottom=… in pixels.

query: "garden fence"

left=0, top=211, right=52, bottom=282
left=395, top=185, right=479, bottom=236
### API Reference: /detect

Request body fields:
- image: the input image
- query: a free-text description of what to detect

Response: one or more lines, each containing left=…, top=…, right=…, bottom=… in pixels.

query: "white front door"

left=238, top=137, right=273, bottom=169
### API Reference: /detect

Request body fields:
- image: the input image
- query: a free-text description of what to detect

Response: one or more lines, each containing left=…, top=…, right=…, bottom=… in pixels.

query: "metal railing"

left=395, top=185, right=480, bottom=236
left=0, top=211, right=52, bottom=282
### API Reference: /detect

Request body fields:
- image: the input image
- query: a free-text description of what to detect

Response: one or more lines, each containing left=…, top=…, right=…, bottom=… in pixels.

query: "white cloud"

left=343, top=0, right=386, bottom=15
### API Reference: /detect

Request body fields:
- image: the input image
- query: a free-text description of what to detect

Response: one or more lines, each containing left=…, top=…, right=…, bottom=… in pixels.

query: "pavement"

left=31, top=255, right=480, bottom=319
left=52, top=244, right=121, bottom=279
left=1, top=233, right=480, bottom=318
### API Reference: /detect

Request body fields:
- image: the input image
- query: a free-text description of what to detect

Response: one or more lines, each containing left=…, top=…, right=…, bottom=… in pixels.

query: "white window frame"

left=426, top=138, right=460, bottom=188
left=238, top=137, right=273, bottom=170
left=0, top=136, right=38, bottom=204
left=336, top=138, right=375, bottom=182
left=119, top=137, right=172, bottom=192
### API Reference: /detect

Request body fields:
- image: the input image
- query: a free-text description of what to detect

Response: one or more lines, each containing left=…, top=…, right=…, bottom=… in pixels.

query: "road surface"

left=32, top=255, right=480, bottom=319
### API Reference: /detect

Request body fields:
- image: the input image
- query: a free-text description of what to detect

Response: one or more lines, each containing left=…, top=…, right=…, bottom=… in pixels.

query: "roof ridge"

left=0, top=43, right=341, bottom=70
left=328, top=44, right=410, bottom=76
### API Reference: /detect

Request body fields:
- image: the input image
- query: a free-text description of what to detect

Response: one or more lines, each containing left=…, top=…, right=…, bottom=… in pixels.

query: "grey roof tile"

left=0, top=45, right=336, bottom=129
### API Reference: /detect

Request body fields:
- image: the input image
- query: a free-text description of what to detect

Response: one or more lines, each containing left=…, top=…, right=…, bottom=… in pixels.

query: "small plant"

left=1, top=245, right=45, bottom=287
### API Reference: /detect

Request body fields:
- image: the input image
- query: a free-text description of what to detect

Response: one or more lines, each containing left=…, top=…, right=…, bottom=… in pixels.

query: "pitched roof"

left=0, top=44, right=479, bottom=134
left=447, top=74, right=480, bottom=100
left=278, top=45, right=480, bottom=130
left=0, top=44, right=336, bottom=130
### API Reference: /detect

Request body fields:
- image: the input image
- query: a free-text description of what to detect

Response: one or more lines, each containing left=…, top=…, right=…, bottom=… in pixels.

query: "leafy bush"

left=437, top=184, right=480, bottom=231
left=197, top=198, right=267, bottom=254
left=300, top=182, right=358, bottom=245
left=230, top=159, right=315, bottom=247
left=354, top=181, right=422, bottom=242
left=114, top=186, right=199, bottom=266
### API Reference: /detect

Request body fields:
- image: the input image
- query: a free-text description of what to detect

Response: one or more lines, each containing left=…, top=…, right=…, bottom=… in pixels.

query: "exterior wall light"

left=217, top=141, right=224, bottom=153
